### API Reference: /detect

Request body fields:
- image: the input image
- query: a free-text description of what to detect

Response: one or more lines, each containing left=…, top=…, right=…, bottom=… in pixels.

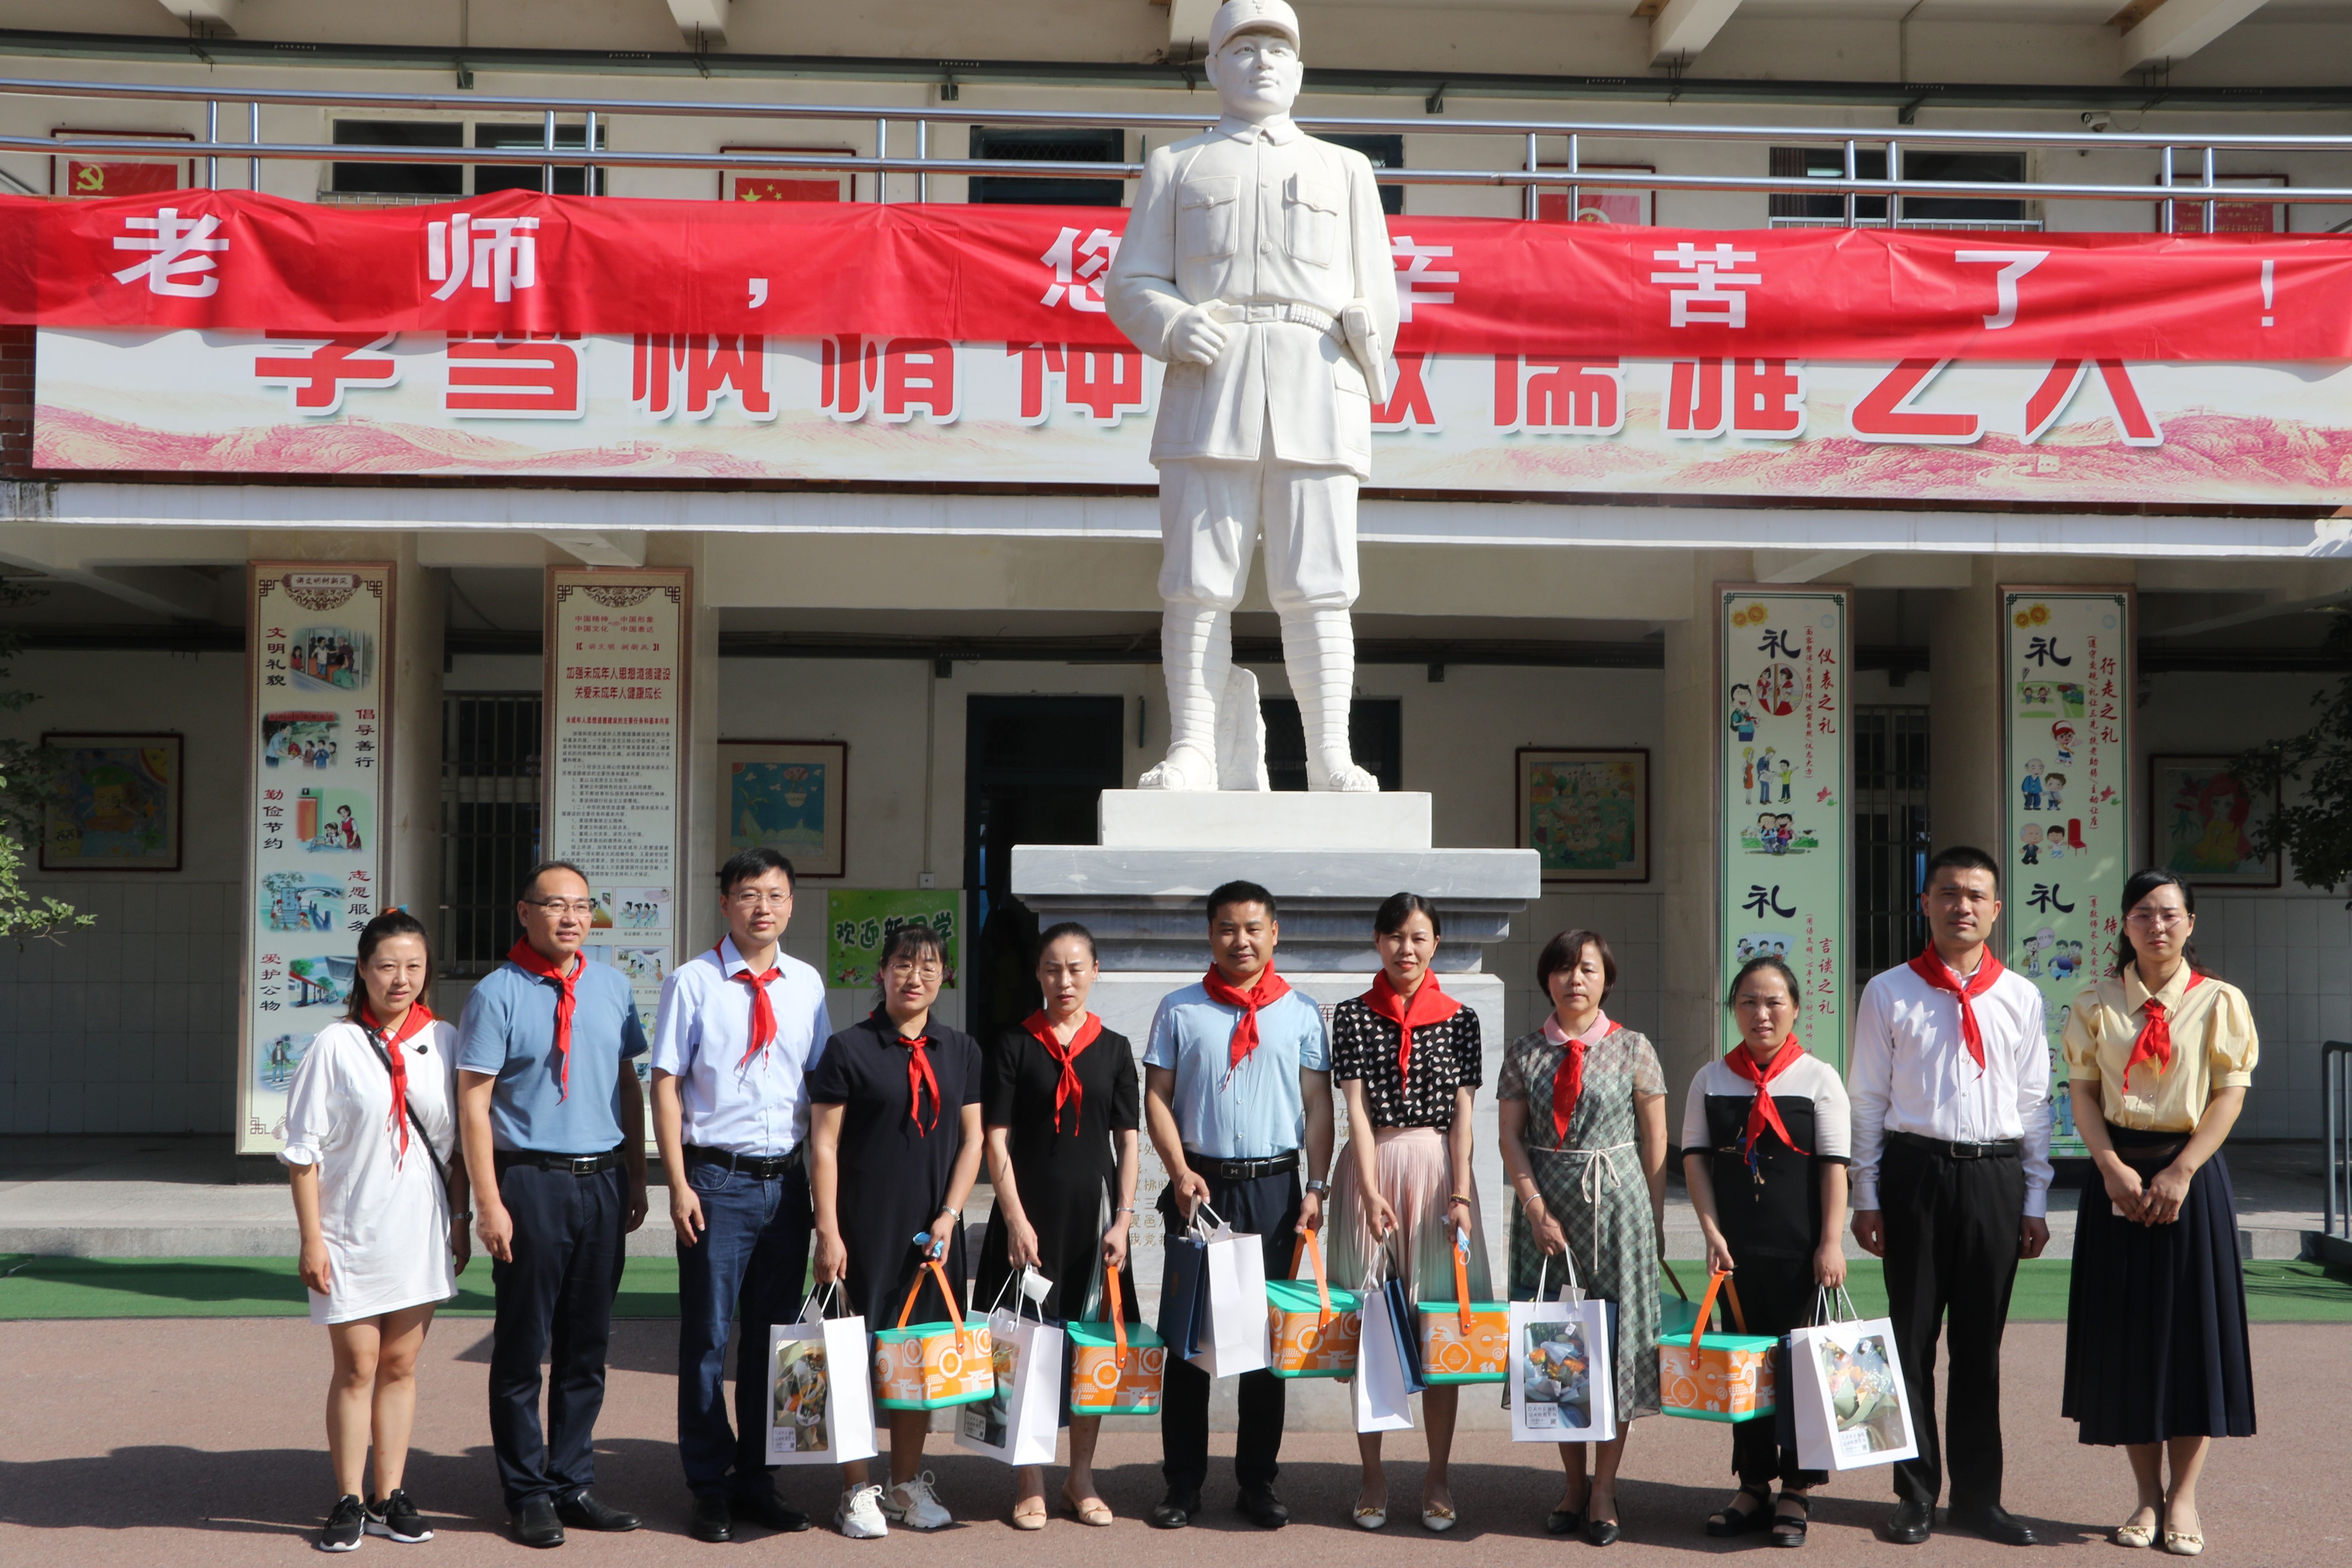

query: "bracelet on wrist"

left=1448, top=1194, right=1473, bottom=1207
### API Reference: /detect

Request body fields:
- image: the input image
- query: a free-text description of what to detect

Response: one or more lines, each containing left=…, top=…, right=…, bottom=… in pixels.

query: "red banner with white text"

left=12, top=188, right=2352, bottom=361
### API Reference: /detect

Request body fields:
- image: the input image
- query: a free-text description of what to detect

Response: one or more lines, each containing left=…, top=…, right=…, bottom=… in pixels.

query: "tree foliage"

left=2230, top=611, right=2352, bottom=900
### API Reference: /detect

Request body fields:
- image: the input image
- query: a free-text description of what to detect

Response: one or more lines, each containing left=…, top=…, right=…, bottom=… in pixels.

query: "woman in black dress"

left=808, top=924, right=984, bottom=1538
left=1680, top=954, right=1850, bottom=1549
left=975, top=922, right=1140, bottom=1529
left=2061, top=870, right=2258, bottom=1558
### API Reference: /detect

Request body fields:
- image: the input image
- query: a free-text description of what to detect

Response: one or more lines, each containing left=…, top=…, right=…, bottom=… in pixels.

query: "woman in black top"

left=807, top=923, right=984, bottom=1537
left=1680, top=955, right=1852, bottom=1548
left=1327, top=893, right=1490, bottom=1534
left=975, top=923, right=1140, bottom=1530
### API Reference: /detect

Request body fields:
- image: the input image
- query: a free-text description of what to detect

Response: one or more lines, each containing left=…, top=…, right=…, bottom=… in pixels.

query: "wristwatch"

left=1304, top=1178, right=1329, bottom=1196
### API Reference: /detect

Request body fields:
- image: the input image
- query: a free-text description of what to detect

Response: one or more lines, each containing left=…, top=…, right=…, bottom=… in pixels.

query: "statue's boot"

left=1139, top=605, right=1228, bottom=791
left=1282, top=606, right=1378, bottom=793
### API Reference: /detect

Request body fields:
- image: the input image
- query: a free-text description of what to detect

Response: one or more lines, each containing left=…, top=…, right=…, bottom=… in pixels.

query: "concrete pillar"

left=386, top=544, right=446, bottom=922
left=1656, top=549, right=1751, bottom=1110
left=652, top=532, right=723, bottom=956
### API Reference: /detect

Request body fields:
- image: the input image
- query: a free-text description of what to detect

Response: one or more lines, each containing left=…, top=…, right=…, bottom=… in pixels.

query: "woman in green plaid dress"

left=1499, top=929, right=1669, bottom=1547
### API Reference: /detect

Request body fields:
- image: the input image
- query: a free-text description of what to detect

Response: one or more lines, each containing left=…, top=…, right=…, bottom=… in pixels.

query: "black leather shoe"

left=732, top=1491, right=813, bottom=1533
left=1238, top=1486, right=1290, bottom=1529
left=1949, top=1504, right=2040, bottom=1547
left=1884, top=1499, right=1933, bottom=1545
left=1584, top=1515, right=1621, bottom=1547
left=511, top=1497, right=566, bottom=1549
left=1545, top=1508, right=1583, bottom=1537
left=1150, top=1491, right=1200, bottom=1530
left=556, top=1490, right=640, bottom=1533
left=689, top=1496, right=733, bottom=1543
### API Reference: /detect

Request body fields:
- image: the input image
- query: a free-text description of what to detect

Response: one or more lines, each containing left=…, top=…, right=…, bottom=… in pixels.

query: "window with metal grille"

left=1852, top=704, right=1929, bottom=987
left=472, top=121, right=607, bottom=196
left=1769, top=146, right=2027, bottom=226
left=331, top=120, right=464, bottom=198
left=440, top=693, right=542, bottom=977
left=1322, top=132, right=1406, bottom=215
left=967, top=126, right=1126, bottom=207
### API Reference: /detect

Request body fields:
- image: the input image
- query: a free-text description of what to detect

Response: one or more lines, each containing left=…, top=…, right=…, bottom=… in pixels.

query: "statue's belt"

left=1207, top=299, right=1391, bottom=402
left=1211, top=300, right=1341, bottom=334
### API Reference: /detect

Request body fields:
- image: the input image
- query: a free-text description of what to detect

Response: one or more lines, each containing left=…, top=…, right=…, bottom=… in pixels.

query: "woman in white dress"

left=281, top=910, right=470, bottom=1551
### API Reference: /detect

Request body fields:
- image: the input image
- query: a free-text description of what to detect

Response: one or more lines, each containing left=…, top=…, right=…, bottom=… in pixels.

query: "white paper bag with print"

left=1352, top=1267, right=1418, bottom=1433
left=1509, top=1251, right=1617, bottom=1443
left=1790, top=1288, right=1918, bottom=1472
left=766, top=1284, right=878, bottom=1465
left=1191, top=1204, right=1271, bottom=1378
left=956, top=1268, right=1064, bottom=1467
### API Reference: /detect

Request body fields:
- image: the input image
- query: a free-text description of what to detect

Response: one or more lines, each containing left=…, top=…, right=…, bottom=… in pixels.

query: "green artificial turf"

left=3, top=1253, right=2348, bottom=1323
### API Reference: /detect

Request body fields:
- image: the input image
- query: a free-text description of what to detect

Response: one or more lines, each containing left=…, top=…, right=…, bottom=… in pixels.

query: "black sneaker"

left=319, top=1494, right=366, bottom=1553
left=367, top=1491, right=434, bottom=1544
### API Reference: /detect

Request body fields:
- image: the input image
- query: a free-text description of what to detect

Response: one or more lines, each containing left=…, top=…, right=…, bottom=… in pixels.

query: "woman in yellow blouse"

left=2060, top=869, right=2256, bottom=1559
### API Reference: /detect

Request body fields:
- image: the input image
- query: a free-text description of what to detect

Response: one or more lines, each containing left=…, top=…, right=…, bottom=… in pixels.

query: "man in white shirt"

left=651, top=848, right=833, bottom=1544
left=1849, top=845, right=2051, bottom=1549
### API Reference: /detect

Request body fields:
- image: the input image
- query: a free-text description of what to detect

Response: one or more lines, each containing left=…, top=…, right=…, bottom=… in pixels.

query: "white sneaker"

left=884, top=1472, right=953, bottom=1531
left=836, top=1484, right=889, bottom=1540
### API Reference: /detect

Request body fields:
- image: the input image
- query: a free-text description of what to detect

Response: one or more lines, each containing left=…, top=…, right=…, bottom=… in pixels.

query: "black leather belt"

left=1891, top=1130, right=2021, bottom=1161
left=686, top=1144, right=800, bottom=1179
left=495, top=1148, right=623, bottom=1176
left=1185, top=1148, right=1300, bottom=1182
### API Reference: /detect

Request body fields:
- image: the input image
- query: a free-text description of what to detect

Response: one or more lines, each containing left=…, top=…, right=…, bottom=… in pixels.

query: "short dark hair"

left=1372, top=891, right=1442, bottom=938
left=2113, top=868, right=2202, bottom=976
left=1726, top=953, right=1801, bottom=1009
left=870, top=922, right=946, bottom=1010
left=1207, top=880, right=1277, bottom=924
left=718, top=846, right=796, bottom=896
left=518, top=859, right=591, bottom=903
left=1923, top=845, right=2000, bottom=891
left=346, top=909, right=435, bottom=1024
left=1037, top=921, right=1098, bottom=961
left=1536, top=928, right=1615, bottom=1002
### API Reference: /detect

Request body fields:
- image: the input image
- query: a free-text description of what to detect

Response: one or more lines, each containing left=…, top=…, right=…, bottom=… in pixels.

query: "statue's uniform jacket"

left=1106, top=115, right=1399, bottom=482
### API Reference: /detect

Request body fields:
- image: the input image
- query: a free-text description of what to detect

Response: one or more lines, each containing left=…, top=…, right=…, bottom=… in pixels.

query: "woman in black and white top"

left=1327, top=892, right=1489, bottom=1534
left=281, top=910, right=469, bottom=1552
left=1682, top=954, right=1850, bottom=1548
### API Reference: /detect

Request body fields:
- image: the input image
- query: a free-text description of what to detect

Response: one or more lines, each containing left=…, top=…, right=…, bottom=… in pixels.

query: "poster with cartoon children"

left=2003, top=589, right=2132, bottom=1161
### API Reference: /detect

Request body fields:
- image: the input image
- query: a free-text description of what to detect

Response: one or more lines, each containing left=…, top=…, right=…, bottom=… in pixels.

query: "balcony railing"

left=5, top=74, right=2352, bottom=233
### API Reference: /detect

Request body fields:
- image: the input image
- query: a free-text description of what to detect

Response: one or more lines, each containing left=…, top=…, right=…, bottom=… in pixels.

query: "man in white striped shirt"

left=1848, top=845, right=2052, bottom=1549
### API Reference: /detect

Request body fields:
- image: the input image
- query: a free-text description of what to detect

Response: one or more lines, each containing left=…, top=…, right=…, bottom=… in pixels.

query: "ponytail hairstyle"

left=345, top=908, right=435, bottom=1025
left=1372, top=891, right=1442, bottom=938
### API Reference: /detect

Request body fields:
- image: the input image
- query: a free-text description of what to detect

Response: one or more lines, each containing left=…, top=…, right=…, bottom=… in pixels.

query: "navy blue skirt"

left=2061, top=1125, right=2257, bottom=1446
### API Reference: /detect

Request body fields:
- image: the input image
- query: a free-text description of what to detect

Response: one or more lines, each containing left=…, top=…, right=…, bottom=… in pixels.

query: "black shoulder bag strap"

left=364, top=1024, right=453, bottom=1201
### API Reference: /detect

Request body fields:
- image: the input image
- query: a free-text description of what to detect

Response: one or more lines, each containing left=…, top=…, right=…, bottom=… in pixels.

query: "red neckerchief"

left=361, top=1003, right=434, bottom=1164
left=1201, top=963, right=1292, bottom=1074
left=718, top=942, right=781, bottom=1071
left=1906, top=947, right=2006, bottom=1071
left=1726, top=1034, right=1811, bottom=1177
left=1542, top=1011, right=1611, bottom=1145
left=1362, top=969, right=1462, bottom=1091
left=506, top=939, right=581, bottom=1101
left=2125, top=971, right=2206, bottom=1092
left=880, top=1013, right=942, bottom=1133
left=1021, top=1009, right=1102, bottom=1135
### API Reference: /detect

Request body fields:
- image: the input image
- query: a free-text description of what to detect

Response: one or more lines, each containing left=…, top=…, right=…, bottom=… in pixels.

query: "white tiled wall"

left=2183, top=893, right=2343, bottom=1140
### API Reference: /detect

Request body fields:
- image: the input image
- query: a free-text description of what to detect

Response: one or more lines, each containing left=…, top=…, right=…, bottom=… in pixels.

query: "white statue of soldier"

left=1107, top=0, right=1400, bottom=792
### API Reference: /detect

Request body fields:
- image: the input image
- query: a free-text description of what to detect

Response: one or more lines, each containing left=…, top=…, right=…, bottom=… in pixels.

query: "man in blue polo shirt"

left=1142, top=878, right=1333, bottom=1532
left=651, top=847, right=832, bottom=1544
left=457, top=860, right=649, bottom=1549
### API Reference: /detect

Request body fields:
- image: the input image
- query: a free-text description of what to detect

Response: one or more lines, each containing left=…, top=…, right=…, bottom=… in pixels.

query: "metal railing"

left=5, top=74, right=2352, bottom=230
left=2328, top=1041, right=2352, bottom=1245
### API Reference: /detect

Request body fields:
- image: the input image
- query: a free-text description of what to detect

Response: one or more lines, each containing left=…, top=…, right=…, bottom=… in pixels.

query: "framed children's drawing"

left=2149, top=754, right=2281, bottom=888
left=719, top=740, right=848, bottom=879
left=40, top=732, right=184, bottom=871
left=1518, top=747, right=1649, bottom=883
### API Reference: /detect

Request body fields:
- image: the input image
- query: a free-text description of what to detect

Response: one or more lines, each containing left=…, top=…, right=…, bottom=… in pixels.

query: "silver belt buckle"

left=1950, top=1141, right=1983, bottom=1160
left=570, top=1155, right=602, bottom=1174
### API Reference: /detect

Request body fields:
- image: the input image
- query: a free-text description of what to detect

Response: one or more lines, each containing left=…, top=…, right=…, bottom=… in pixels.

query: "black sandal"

left=1770, top=1491, right=1813, bottom=1548
left=1707, top=1485, right=1774, bottom=1537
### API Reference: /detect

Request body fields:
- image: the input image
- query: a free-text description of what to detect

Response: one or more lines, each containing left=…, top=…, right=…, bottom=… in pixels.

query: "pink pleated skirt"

left=1325, top=1125, right=1495, bottom=1303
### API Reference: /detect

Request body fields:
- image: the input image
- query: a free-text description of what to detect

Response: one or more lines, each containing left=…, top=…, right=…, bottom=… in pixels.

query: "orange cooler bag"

left=1068, top=1268, right=1168, bottom=1416
left=1658, top=1268, right=1778, bottom=1422
left=1417, top=1234, right=1509, bottom=1385
left=1267, top=1233, right=1362, bottom=1379
left=873, top=1257, right=996, bottom=1412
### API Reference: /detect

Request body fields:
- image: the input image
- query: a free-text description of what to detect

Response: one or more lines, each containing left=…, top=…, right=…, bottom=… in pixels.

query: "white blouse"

left=279, top=1017, right=460, bottom=1325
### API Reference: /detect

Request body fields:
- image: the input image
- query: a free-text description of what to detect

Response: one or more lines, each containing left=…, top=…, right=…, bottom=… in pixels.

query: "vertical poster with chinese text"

left=545, top=569, right=689, bottom=1058
left=2002, top=588, right=2132, bottom=1160
left=1720, top=587, right=1850, bottom=1069
left=239, top=564, right=393, bottom=1154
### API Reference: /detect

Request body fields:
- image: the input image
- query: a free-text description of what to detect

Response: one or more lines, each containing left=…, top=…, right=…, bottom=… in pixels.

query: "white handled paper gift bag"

left=1191, top=1203, right=1271, bottom=1378
left=1790, top=1288, right=1917, bottom=1472
left=1351, top=1263, right=1418, bottom=1435
left=1508, top=1252, right=1617, bottom=1444
left=766, top=1283, right=878, bottom=1465
left=956, top=1267, right=1063, bottom=1467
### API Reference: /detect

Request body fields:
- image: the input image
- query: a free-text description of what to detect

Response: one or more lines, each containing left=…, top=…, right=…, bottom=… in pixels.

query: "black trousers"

left=1878, top=1137, right=2025, bottom=1512
left=674, top=1158, right=812, bottom=1501
left=489, top=1160, right=627, bottom=1511
left=1158, top=1164, right=1301, bottom=1498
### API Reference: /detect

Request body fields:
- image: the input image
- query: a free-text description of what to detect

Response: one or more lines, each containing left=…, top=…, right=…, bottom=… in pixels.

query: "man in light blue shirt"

left=456, top=860, right=649, bottom=1547
left=650, top=847, right=832, bottom=1542
left=1142, top=878, right=1333, bottom=1532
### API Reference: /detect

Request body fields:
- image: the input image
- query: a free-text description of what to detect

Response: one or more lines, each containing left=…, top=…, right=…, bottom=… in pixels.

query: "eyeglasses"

left=524, top=898, right=597, bottom=916
left=728, top=891, right=793, bottom=908
left=885, top=958, right=945, bottom=978
left=2126, top=907, right=2192, bottom=929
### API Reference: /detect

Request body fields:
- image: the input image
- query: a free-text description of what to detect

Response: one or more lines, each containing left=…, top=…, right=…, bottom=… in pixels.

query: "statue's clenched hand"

left=1169, top=304, right=1230, bottom=367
